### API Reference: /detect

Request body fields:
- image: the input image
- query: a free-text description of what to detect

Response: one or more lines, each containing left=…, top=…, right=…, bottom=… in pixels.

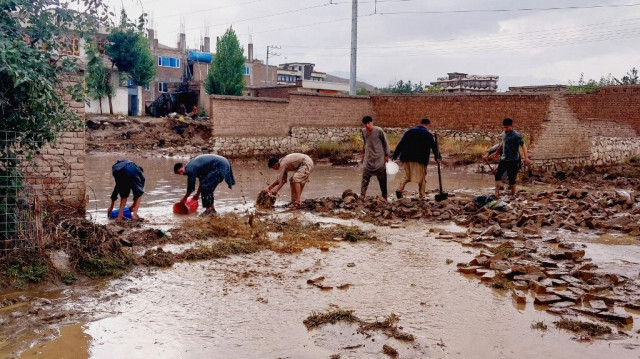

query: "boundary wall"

left=209, top=86, right=640, bottom=170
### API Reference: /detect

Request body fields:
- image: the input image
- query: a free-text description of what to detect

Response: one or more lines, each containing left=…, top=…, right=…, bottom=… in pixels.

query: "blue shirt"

left=501, top=130, right=524, bottom=161
left=184, top=154, right=235, bottom=193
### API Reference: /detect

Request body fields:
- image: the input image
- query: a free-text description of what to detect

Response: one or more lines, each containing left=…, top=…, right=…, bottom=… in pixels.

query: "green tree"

left=205, top=27, right=245, bottom=96
left=105, top=10, right=155, bottom=113
left=0, top=0, right=109, bottom=239
left=85, top=40, right=113, bottom=115
left=622, top=67, right=638, bottom=84
left=356, top=88, right=370, bottom=95
left=378, top=80, right=424, bottom=94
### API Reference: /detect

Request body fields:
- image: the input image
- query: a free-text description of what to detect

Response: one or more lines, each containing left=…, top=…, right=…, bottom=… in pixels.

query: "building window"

left=158, top=82, right=168, bottom=93
left=158, top=56, right=180, bottom=68
left=243, top=66, right=250, bottom=75
left=144, top=84, right=150, bottom=91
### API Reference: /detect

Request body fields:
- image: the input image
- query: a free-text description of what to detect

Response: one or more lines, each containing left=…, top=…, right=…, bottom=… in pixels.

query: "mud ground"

left=1, top=117, right=640, bottom=357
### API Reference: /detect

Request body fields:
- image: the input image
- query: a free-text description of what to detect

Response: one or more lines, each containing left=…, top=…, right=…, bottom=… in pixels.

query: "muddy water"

left=58, top=217, right=636, bottom=358
left=85, top=154, right=496, bottom=224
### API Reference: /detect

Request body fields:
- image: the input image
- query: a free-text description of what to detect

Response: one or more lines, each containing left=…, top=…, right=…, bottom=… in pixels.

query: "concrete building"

left=431, top=72, right=499, bottom=93
left=276, top=63, right=325, bottom=85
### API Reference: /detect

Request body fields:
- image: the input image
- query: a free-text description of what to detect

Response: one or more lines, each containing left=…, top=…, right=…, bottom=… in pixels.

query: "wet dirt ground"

left=2, top=154, right=639, bottom=358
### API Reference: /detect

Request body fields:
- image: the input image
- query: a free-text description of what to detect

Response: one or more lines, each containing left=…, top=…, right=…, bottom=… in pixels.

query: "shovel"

left=434, top=133, right=449, bottom=202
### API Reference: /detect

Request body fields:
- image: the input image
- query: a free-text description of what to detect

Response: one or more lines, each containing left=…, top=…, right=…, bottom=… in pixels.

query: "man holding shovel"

left=174, top=154, right=235, bottom=215
left=392, top=118, right=441, bottom=199
left=484, top=118, right=530, bottom=198
left=264, top=153, right=314, bottom=208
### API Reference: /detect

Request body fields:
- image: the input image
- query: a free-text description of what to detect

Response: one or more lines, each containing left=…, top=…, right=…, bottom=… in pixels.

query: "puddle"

left=53, top=219, right=638, bottom=358
left=85, top=154, right=496, bottom=225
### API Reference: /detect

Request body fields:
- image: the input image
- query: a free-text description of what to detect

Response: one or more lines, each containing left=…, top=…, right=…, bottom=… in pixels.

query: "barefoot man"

left=108, top=159, right=145, bottom=220
left=265, top=153, right=314, bottom=208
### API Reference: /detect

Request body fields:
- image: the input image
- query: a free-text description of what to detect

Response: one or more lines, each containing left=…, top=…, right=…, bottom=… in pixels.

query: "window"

left=158, top=56, right=180, bottom=68
left=243, top=66, right=250, bottom=75
left=144, top=84, right=150, bottom=91
left=158, top=82, right=168, bottom=93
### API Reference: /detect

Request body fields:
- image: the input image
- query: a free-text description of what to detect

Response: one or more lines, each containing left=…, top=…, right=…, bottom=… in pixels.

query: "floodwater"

left=20, top=218, right=639, bottom=358
left=85, top=154, right=496, bottom=223
left=3, top=154, right=639, bottom=358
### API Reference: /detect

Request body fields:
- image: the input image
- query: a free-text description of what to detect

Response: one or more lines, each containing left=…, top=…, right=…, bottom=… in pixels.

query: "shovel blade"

left=435, top=193, right=449, bottom=202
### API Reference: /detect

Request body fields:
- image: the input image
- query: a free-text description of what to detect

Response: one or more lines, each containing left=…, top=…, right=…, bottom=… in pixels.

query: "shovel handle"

left=435, top=133, right=444, bottom=193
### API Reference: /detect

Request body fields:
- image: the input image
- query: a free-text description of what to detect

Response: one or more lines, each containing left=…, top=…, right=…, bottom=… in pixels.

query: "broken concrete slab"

left=534, top=294, right=562, bottom=305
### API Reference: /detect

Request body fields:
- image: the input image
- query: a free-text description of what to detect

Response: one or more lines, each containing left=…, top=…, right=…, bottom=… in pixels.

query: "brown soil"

left=85, top=115, right=211, bottom=155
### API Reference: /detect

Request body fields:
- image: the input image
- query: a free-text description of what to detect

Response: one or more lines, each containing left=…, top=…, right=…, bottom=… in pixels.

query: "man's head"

left=174, top=162, right=185, bottom=175
left=502, top=118, right=514, bottom=133
left=420, top=118, right=431, bottom=127
left=267, top=157, right=280, bottom=170
left=362, top=115, right=374, bottom=131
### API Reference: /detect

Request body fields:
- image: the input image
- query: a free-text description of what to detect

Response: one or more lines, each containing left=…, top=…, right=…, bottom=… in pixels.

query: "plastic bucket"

left=385, top=161, right=399, bottom=176
left=173, top=198, right=199, bottom=215
left=109, top=206, right=132, bottom=219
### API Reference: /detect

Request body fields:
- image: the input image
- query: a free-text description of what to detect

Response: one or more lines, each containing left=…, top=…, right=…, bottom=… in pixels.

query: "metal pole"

left=265, top=46, right=269, bottom=87
left=349, top=0, right=357, bottom=95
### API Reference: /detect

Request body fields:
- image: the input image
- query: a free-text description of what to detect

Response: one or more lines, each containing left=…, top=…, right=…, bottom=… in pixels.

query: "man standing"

left=108, top=159, right=145, bottom=221
left=265, top=153, right=314, bottom=208
left=360, top=115, right=391, bottom=199
left=392, top=118, right=441, bottom=199
left=487, top=118, right=530, bottom=198
left=174, top=154, right=235, bottom=215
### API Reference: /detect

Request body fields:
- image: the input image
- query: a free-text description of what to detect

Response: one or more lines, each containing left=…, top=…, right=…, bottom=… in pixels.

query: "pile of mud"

left=85, top=116, right=211, bottom=155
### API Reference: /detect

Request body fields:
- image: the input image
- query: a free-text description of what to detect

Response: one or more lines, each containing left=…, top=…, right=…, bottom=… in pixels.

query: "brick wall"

left=210, top=92, right=372, bottom=137
left=565, top=86, right=640, bottom=134
left=22, top=73, right=87, bottom=208
left=370, top=93, right=551, bottom=135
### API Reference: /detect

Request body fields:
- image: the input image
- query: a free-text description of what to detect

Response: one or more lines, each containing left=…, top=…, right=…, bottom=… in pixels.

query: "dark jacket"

left=184, top=154, right=235, bottom=193
left=392, top=125, right=440, bottom=165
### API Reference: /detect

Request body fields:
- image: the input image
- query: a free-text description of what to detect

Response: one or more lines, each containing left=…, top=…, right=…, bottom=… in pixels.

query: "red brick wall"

left=210, top=93, right=373, bottom=136
left=565, top=85, right=640, bottom=134
left=370, top=93, right=551, bottom=135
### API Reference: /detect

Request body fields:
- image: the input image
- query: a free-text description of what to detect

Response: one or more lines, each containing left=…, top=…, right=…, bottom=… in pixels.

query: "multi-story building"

left=276, top=63, right=326, bottom=85
left=430, top=72, right=499, bottom=93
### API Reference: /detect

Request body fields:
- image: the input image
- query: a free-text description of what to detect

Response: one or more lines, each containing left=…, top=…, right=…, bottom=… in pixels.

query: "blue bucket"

left=109, top=206, right=132, bottom=219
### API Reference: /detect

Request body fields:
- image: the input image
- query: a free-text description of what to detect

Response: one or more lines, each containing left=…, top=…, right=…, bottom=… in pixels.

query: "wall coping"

left=371, top=93, right=551, bottom=99
left=210, top=95, right=289, bottom=103
left=289, top=92, right=370, bottom=100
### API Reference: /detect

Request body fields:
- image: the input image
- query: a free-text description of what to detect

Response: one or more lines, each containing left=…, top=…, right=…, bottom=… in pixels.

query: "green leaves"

left=205, top=27, right=245, bottom=96
left=106, top=26, right=156, bottom=87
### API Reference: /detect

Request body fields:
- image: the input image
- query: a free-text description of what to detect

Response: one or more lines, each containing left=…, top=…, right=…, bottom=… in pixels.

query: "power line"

left=278, top=17, right=640, bottom=50
left=377, top=3, right=640, bottom=16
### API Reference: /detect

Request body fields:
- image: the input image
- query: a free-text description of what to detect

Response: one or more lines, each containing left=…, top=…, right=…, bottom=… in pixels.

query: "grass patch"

left=77, top=256, right=132, bottom=278
left=630, top=155, right=640, bottom=164
left=2, top=257, right=48, bottom=288
left=553, top=318, right=612, bottom=336
left=303, top=309, right=357, bottom=329
left=344, top=227, right=369, bottom=242
left=489, top=243, right=515, bottom=257
left=139, top=248, right=176, bottom=267
left=531, top=321, right=548, bottom=331
left=438, top=136, right=493, bottom=163
left=490, top=273, right=514, bottom=290
left=61, top=271, right=76, bottom=285
left=386, top=133, right=402, bottom=151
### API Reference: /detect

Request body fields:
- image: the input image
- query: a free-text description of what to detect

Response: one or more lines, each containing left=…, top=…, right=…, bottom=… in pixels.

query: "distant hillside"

left=325, top=74, right=376, bottom=92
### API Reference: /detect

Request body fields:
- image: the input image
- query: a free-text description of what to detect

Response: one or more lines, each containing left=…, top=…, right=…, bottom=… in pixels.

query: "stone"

left=480, top=271, right=496, bottom=282
left=512, top=290, right=527, bottom=304
left=458, top=266, right=481, bottom=274
left=530, top=280, right=548, bottom=294
left=589, top=300, right=608, bottom=311
left=550, top=301, right=575, bottom=308
left=534, top=295, right=562, bottom=305
left=596, top=311, right=633, bottom=325
left=514, top=281, right=528, bottom=290
left=549, top=290, right=581, bottom=303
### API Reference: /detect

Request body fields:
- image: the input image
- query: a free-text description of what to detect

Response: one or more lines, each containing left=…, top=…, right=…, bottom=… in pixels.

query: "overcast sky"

left=116, top=0, right=640, bottom=90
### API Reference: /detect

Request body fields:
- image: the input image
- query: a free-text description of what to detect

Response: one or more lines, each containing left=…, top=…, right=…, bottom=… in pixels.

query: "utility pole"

left=349, top=0, right=357, bottom=95
left=266, top=45, right=281, bottom=87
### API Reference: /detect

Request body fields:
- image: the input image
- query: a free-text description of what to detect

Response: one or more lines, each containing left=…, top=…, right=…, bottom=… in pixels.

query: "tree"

left=105, top=10, right=155, bottom=113
left=205, top=27, right=245, bottom=96
left=622, top=67, right=638, bottom=85
left=378, top=80, right=424, bottom=94
left=0, top=0, right=109, bottom=238
left=85, top=40, right=113, bottom=115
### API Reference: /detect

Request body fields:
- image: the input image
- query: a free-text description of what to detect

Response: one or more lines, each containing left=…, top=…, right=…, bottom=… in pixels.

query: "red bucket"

left=173, top=198, right=199, bottom=215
